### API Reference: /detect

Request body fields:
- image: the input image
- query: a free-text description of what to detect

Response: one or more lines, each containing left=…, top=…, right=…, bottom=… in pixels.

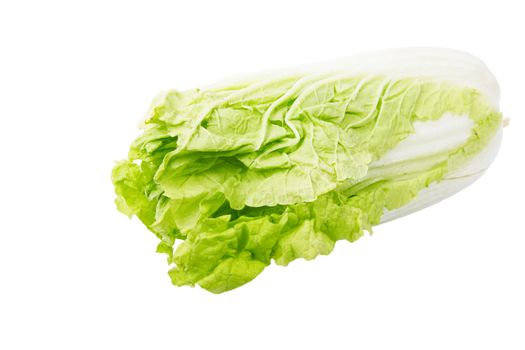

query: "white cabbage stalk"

left=331, top=48, right=503, bottom=222
left=380, top=119, right=502, bottom=222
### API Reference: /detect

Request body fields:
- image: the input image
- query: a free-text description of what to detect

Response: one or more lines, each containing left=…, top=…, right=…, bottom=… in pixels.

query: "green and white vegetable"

left=112, top=48, right=503, bottom=293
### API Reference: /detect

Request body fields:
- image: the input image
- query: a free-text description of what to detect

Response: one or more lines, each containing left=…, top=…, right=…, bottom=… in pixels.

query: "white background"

left=1, top=1, right=524, bottom=349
